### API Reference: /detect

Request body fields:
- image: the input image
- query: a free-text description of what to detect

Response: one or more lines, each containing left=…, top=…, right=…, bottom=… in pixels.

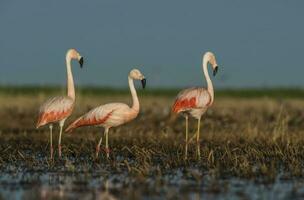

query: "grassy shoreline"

left=1, top=86, right=304, bottom=98
left=0, top=87, right=304, bottom=181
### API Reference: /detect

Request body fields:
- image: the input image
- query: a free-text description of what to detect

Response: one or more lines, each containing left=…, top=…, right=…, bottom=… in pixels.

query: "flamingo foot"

left=95, top=146, right=100, bottom=159
left=184, top=149, right=188, bottom=160
left=50, top=147, right=54, bottom=160
left=196, top=142, right=201, bottom=160
left=102, top=147, right=110, bottom=159
left=58, top=145, right=62, bottom=158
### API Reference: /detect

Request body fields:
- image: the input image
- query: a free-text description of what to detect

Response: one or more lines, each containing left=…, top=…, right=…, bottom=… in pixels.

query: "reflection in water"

left=0, top=170, right=304, bottom=200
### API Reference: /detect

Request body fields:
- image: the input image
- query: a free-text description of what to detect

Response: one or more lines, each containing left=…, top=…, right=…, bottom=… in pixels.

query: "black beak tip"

left=141, top=78, right=146, bottom=89
left=213, top=66, right=218, bottom=76
left=79, top=57, right=84, bottom=68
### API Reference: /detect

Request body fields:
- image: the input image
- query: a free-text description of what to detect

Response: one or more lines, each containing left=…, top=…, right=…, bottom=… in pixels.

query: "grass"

left=1, top=85, right=304, bottom=98
left=1, top=87, right=304, bottom=184
left=1, top=129, right=304, bottom=184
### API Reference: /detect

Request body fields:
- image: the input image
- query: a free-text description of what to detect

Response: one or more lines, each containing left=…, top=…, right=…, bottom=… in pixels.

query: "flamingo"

left=172, top=52, right=219, bottom=159
left=36, top=49, right=84, bottom=159
left=65, top=69, right=146, bottom=159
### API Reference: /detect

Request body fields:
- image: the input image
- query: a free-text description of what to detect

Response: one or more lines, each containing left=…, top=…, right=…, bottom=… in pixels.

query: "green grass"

left=1, top=85, right=304, bottom=98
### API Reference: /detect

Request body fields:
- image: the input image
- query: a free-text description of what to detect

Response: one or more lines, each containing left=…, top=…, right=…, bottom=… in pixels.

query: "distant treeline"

left=0, top=86, right=304, bottom=98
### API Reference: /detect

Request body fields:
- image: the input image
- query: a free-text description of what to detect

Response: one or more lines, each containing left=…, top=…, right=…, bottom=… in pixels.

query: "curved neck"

left=66, top=57, right=75, bottom=100
left=128, top=76, right=139, bottom=111
left=202, top=58, right=214, bottom=104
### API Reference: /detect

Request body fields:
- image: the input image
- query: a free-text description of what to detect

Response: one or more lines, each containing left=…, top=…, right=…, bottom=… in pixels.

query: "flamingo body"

left=171, top=52, right=219, bottom=160
left=172, top=87, right=211, bottom=119
left=65, top=68, right=146, bottom=159
left=35, top=48, right=84, bottom=159
left=66, top=103, right=138, bottom=132
left=36, top=96, right=74, bottom=128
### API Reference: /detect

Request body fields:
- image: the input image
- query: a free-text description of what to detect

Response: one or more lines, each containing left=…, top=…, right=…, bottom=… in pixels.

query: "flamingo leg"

left=185, top=115, right=189, bottom=160
left=95, top=133, right=103, bottom=159
left=49, top=124, right=53, bottom=160
left=196, top=117, right=201, bottom=160
left=58, top=120, right=65, bottom=158
left=105, top=128, right=109, bottom=159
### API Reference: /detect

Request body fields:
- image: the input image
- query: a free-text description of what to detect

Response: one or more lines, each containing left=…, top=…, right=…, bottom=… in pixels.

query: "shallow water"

left=1, top=167, right=304, bottom=200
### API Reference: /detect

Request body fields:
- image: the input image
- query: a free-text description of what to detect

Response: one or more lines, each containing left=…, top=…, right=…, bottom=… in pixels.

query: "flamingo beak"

left=213, top=66, right=218, bottom=76
left=79, top=57, right=84, bottom=68
left=141, top=78, right=146, bottom=89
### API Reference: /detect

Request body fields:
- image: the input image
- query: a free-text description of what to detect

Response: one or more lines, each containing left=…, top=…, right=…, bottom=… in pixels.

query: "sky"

left=0, top=0, right=304, bottom=88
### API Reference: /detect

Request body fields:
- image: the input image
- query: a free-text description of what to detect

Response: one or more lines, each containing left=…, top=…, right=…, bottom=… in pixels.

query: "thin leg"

left=185, top=116, right=189, bottom=160
left=58, top=120, right=65, bottom=158
left=105, top=128, right=109, bottom=159
left=49, top=124, right=53, bottom=160
left=196, top=117, right=201, bottom=160
left=95, top=134, right=103, bottom=159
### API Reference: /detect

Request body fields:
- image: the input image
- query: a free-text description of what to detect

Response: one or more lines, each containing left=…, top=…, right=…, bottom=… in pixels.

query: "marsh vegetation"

left=1, top=87, right=304, bottom=199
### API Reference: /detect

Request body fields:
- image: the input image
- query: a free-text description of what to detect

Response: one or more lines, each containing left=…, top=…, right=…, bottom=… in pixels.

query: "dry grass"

left=1, top=91, right=304, bottom=183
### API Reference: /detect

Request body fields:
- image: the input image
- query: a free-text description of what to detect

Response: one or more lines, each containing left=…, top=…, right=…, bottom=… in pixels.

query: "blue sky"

left=0, top=0, right=303, bottom=88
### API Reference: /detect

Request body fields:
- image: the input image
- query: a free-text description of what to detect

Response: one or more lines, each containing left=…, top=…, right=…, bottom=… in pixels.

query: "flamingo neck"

left=202, top=58, right=214, bottom=104
left=128, top=76, right=139, bottom=112
left=66, top=57, right=75, bottom=100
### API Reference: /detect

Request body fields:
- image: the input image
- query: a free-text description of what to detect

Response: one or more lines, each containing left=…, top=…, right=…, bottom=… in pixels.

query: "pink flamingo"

left=36, top=49, right=84, bottom=159
left=65, top=69, right=146, bottom=159
left=172, top=52, right=219, bottom=159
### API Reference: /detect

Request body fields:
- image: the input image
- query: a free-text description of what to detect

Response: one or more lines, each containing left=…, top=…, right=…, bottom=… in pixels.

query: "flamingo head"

left=129, top=69, right=146, bottom=89
left=66, top=49, right=84, bottom=68
left=204, top=52, right=219, bottom=76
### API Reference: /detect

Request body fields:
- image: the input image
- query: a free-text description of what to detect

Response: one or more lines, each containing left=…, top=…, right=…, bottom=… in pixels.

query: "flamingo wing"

left=65, top=103, right=129, bottom=132
left=172, top=87, right=211, bottom=113
left=36, top=96, right=74, bottom=128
